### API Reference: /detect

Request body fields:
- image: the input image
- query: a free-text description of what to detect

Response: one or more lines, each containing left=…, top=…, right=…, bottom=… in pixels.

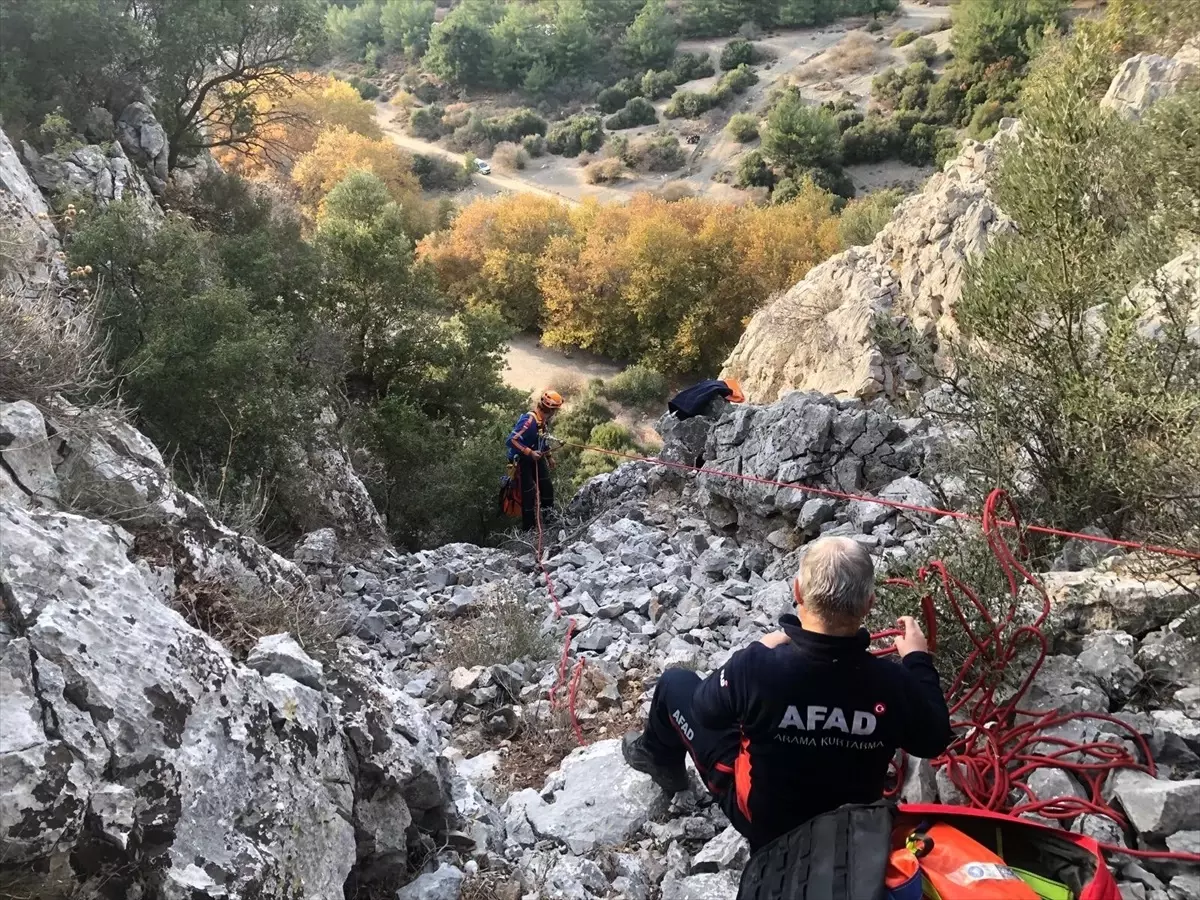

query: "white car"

left=475, top=160, right=491, bottom=175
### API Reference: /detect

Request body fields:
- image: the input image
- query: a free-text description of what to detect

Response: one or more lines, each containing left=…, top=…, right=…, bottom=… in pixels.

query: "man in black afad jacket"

left=622, top=536, right=953, bottom=852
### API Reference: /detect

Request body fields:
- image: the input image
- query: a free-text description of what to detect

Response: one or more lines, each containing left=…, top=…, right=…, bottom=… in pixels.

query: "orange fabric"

left=723, top=378, right=745, bottom=403
left=734, top=733, right=753, bottom=822
left=886, top=849, right=920, bottom=887
left=912, top=823, right=1038, bottom=900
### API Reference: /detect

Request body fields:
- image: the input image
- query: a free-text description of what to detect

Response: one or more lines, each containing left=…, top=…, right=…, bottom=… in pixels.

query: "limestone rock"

left=722, top=123, right=1018, bottom=402
left=523, top=739, right=669, bottom=854
left=1078, top=631, right=1144, bottom=703
left=0, top=501, right=356, bottom=895
left=1102, top=43, right=1199, bottom=120
left=1044, top=568, right=1199, bottom=637
left=1110, top=771, right=1200, bottom=839
left=691, top=825, right=750, bottom=873
left=115, top=101, right=169, bottom=190
left=0, top=401, right=60, bottom=504
left=22, top=140, right=158, bottom=212
left=661, top=871, right=741, bottom=900
left=246, top=632, right=325, bottom=690
left=0, top=126, right=66, bottom=293
left=396, top=863, right=465, bottom=900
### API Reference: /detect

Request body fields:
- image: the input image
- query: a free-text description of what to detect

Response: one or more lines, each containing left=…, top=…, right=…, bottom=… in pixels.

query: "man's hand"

left=759, top=630, right=791, bottom=649
left=893, top=616, right=929, bottom=657
left=528, top=450, right=543, bottom=460
left=547, top=455, right=557, bottom=470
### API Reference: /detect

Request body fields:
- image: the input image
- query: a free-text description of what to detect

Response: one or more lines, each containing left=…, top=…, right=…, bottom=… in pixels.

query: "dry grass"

left=659, top=181, right=696, bottom=201
left=462, top=870, right=522, bottom=900
left=491, top=141, right=530, bottom=172
left=171, top=579, right=350, bottom=660
left=440, top=581, right=553, bottom=670
left=793, top=32, right=883, bottom=82
left=584, top=158, right=627, bottom=184
left=0, top=287, right=111, bottom=408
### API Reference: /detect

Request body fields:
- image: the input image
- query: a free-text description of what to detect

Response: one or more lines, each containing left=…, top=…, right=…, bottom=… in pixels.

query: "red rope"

left=560, top=442, right=1200, bottom=562
left=540, top=443, right=1200, bottom=862
left=534, top=471, right=586, bottom=744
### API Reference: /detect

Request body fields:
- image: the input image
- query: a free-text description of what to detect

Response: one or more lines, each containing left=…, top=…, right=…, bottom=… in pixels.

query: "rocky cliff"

left=722, top=41, right=1200, bottom=404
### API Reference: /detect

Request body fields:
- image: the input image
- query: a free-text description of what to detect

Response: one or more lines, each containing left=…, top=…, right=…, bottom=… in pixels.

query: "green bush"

left=670, top=50, right=714, bottom=82
left=736, top=150, right=775, bottom=188
left=762, top=91, right=841, bottom=172
left=412, top=153, right=472, bottom=190
left=348, top=76, right=380, bottom=100
left=522, top=133, right=547, bottom=156
left=834, top=108, right=864, bottom=132
left=605, top=96, right=658, bottom=130
left=906, top=36, right=938, bottom=64
left=967, top=99, right=1009, bottom=139
left=546, top=114, right=604, bottom=156
left=409, top=105, right=446, bottom=140
left=600, top=365, right=669, bottom=406
left=664, top=89, right=716, bottom=119
left=618, top=132, right=686, bottom=171
left=717, top=63, right=758, bottom=96
left=871, top=62, right=934, bottom=111
left=641, top=68, right=679, bottom=100
left=726, top=112, right=759, bottom=143
left=891, top=30, right=918, bottom=48
left=719, top=39, right=758, bottom=70
left=598, top=85, right=631, bottom=114
left=838, top=188, right=903, bottom=247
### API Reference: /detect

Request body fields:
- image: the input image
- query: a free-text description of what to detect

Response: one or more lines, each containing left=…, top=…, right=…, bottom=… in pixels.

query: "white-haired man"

left=623, top=536, right=952, bottom=851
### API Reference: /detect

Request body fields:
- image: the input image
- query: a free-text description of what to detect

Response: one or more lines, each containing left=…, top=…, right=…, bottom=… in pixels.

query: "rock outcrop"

left=722, top=122, right=1018, bottom=402
left=1102, top=40, right=1199, bottom=120
left=0, top=128, right=66, bottom=294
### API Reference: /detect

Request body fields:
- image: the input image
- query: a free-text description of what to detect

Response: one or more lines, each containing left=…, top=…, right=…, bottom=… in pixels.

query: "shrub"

left=818, top=31, right=883, bottom=76
left=522, top=133, right=547, bottom=157
left=967, top=99, right=1008, bottom=139
left=172, top=579, right=349, bottom=660
left=440, top=581, right=552, bottom=668
left=838, top=188, right=903, bottom=247
left=412, top=152, right=472, bottom=190
left=670, top=51, right=714, bottom=82
left=409, top=105, right=445, bottom=139
left=641, top=68, right=678, bottom=100
left=664, top=89, right=715, bottom=119
left=601, top=364, right=668, bottom=406
left=719, top=39, right=758, bottom=70
left=900, top=122, right=955, bottom=166
left=906, top=36, right=939, bottom=64
left=598, top=85, right=631, bottom=114
left=762, top=91, right=841, bottom=172
left=624, top=132, right=686, bottom=171
left=348, top=76, right=380, bottom=100
left=717, top=63, right=758, bottom=96
left=736, top=150, right=775, bottom=188
left=547, top=115, right=604, bottom=157
left=605, top=96, right=658, bottom=130
left=891, top=30, right=918, bottom=48
left=726, top=112, right=759, bottom=143
left=492, top=141, right=530, bottom=171
left=0, top=288, right=109, bottom=408
left=840, top=115, right=900, bottom=164
left=584, top=157, right=627, bottom=183
left=871, top=62, right=934, bottom=111
left=659, top=181, right=695, bottom=201
left=864, top=20, right=883, bottom=34
left=834, top=108, right=864, bottom=132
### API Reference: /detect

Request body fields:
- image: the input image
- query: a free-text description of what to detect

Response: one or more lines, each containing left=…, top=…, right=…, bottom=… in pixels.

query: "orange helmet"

left=538, top=389, right=564, bottom=410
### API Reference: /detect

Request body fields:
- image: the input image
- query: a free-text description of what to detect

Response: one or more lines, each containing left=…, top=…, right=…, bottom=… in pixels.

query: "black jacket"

left=667, top=379, right=734, bottom=419
left=692, top=614, right=953, bottom=850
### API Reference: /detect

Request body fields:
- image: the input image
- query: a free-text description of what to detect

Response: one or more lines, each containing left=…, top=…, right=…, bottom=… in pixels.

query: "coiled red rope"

left=528, top=444, right=1199, bottom=862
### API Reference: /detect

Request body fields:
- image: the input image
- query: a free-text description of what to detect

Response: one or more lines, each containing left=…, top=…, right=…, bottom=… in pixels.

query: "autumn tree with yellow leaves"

left=419, top=185, right=842, bottom=373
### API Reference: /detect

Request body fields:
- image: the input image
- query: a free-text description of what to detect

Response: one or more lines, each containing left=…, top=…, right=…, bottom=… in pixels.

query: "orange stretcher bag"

left=903, top=822, right=1039, bottom=900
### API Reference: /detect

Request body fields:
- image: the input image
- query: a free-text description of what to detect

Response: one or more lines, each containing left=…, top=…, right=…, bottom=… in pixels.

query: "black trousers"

left=518, top=455, right=553, bottom=530
left=642, top=668, right=750, bottom=836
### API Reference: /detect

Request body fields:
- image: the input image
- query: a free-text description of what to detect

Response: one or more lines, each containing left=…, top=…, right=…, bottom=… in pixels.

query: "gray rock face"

left=1078, top=631, right=1144, bottom=704
left=0, top=401, right=60, bottom=505
left=722, top=123, right=1018, bottom=402
left=520, top=739, right=670, bottom=854
left=1044, top=568, right=1200, bottom=637
left=0, top=127, right=66, bottom=293
left=115, top=101, right=169, bottom=190
left=691, top=825, right=750, bottom=873
left=661, top=871, right=741, bottom=900
left=0, top=502, right=356, bottom=896
left=396, top=863, right=465, bottom=900
left=1102, top=42, right=1199, bottom=121
left=1110, top=771, right=1200, bottom=839
left=23, top=140, right=158, bottom=211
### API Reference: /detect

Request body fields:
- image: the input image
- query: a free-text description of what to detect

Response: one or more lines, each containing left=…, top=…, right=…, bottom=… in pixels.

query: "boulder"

left=396, top=863, right=465, bottom=900
left=661, top=871, right=741, bottom=900
left=0, top=401, right=59, bottom=504
left=22, top=140, right=158, bottom=211
left=1078, top=631, right=1144, bottom=703
left=522, top=739, right=670, bottom=854
left=1044, top=568, right=1199, bottom=637
left=245, top=632, right=325, bottom=690
left=1110, top=771, right=1200, bottom=839
left=691, top=825, right=750, bottom=873
left=0, top=501, right=356, bottom=896
left=1102, top=43, right=1199, bottom=121
left=115, top=101, right=169, bottom=190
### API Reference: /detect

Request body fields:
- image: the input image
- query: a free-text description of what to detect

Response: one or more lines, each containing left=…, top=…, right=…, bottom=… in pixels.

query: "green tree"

left=762, top=90, right=841, bottom=172
left=423, top=4, right=496, bottom=86
left=950, top=0, right=1067, bottom=68
left=138, top=0, right=326, bottom=169
left=622, top=0, right=677, bottom=71
left=941, top=34, right=1200, bottom=543
left=550, top=0, right=596, bottom=79
left=381, top=0, right=436, bottom=57
left=327, top=0, right=384, bottom=56
left=491, top=3, right=552, bottom=88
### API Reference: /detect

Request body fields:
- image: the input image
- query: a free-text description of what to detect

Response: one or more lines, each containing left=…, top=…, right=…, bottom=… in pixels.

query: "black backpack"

left=737, top=802, right=894, bottom=900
